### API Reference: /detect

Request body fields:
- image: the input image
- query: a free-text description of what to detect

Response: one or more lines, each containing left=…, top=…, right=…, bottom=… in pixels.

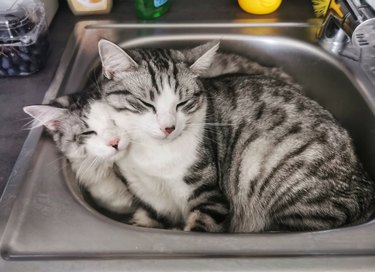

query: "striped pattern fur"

left=98, top=41, right=375, bottom=232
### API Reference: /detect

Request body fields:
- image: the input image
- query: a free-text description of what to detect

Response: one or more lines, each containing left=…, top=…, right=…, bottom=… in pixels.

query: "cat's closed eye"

left=176, top=99, right=190, bottom=109
left=177, top=97, right=199, bottom=112
left=80, top=131, right=97, bottom=136
left=136, top=97, right=156, bottom=113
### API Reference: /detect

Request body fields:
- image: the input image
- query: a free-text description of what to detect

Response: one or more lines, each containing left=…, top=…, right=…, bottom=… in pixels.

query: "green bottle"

left=135, top=0, right=171, bottom=19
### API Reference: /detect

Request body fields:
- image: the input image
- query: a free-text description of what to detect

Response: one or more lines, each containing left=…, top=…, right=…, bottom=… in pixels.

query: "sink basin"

left=0, top=21, right=374, bottom=270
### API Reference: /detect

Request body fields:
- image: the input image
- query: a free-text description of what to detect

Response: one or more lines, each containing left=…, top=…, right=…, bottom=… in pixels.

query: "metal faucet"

left=319, top=0, right=375, bottom=86
left=319, top=0, right=375, bottom=55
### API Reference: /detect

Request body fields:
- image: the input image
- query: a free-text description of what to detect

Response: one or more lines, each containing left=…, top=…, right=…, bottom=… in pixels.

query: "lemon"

left=238, top=0, right=282, bottom=15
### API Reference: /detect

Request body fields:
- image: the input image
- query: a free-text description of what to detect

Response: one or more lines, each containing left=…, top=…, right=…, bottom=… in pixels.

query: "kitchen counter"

left=0, top=0, right=314, bottom=195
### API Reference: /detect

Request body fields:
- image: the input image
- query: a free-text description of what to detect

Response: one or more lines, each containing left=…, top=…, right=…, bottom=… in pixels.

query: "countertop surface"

left=0, top=0, right=314, bottom=195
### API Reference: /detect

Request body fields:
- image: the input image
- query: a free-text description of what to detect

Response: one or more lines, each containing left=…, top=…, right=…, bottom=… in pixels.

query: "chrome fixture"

left=319, top=0, right=375, bottom=54
left=320, top=0, right=375, bottom=87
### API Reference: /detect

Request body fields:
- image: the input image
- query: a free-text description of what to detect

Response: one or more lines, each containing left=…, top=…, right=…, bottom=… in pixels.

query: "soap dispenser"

left=135, top=0, right=171, bottom=19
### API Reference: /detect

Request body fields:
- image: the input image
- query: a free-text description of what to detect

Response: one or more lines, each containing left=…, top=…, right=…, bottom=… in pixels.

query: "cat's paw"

left=129, top=208, right=163, bottom=229
left=184, top=210, right=206, bottom=232
left=184, top=210, right=225, bottom=232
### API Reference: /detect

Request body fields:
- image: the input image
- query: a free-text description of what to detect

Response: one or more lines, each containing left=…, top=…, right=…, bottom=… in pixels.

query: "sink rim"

left=1, top=21, right=375, bottom=260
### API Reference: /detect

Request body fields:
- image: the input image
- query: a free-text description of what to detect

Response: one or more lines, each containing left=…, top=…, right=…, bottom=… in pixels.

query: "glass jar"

left=0, top=0, right=50, bottom=77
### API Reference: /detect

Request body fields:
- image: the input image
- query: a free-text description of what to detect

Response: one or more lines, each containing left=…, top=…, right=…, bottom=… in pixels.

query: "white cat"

left=24, top=95, right=136, bottom=215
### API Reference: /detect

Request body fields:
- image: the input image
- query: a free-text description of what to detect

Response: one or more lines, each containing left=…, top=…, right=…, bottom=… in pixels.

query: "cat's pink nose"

left=108, top=138, right=120, bottom=150
left=162, top=126, right=175, bottom=136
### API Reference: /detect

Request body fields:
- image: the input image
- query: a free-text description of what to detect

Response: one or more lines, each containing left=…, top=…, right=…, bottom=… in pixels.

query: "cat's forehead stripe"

left=146, top=62, right=160, bottom=95
left=146, top=52, right=196, bottom=101
left=172, top=62, right=180, bottom=92
left=152, top=52, right=169, bottom=70
left=149, top=88, right=155, bottom=101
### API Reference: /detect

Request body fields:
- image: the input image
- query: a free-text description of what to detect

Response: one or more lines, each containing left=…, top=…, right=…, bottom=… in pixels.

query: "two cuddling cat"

left=24, top=40, right=375, bottom=232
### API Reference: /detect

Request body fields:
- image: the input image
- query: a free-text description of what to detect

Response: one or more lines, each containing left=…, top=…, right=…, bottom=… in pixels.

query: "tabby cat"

left=98, top=40, right=375, bottom=232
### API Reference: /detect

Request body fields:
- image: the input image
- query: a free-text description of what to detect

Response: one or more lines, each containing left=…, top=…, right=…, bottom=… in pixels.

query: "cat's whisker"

left=46, top=155, right=66, bottom=167
left=202, top=128, right=226, bottom=136
left=79, top=157, right=98, bottom=179
left=22, top=118, right=40, bottom=129
left=21, top=124, right=43, bottom=131
left=76, top=157, right=94, bottom=178
left=127, top=139, right=158, bottom=148
left=188, top=122, right=236, bottom=125
left=21, top=127, right=34, bottom=132
left=187, top=125, right=232, bottom=128
left=19, top=116, right=35, bottom=122
left=204, top=135, right=220, bottom=145
left=75, top=161, right=86, bottom=178
left=55, top=160, right=71, bottom=174
left=188, top=124, right=225, bottom=133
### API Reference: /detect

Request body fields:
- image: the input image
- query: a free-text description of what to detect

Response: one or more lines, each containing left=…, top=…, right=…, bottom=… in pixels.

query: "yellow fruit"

left=238, top=0, right=282, bottom=15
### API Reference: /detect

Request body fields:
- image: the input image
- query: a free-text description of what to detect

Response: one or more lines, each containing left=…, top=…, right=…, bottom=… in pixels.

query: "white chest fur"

left=117, top=124, right=203, bottom=223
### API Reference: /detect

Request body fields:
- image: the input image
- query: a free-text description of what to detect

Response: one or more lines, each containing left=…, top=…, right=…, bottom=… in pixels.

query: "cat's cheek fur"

left=86, top=138, right=117, bottom=159
left=58, top=138, right=86, bottom=160
left=149, top=111, right=188, bottom=141
left=146, top=113, right=169, bottom=140
left=170, top=111, right=187, bottom=139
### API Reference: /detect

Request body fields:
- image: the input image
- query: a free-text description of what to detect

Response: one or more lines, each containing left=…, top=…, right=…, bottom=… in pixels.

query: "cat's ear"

left=98, top=39, right=138, bottom=79
left=189, top=41, right=220, bottom=58
left=23, top=105, right=68, bottom=131
left=190, top=42, right=220, bottom=74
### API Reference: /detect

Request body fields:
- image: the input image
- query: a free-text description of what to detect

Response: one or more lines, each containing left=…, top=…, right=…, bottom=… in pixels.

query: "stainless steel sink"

left=1, top=21, right=374, bottom=270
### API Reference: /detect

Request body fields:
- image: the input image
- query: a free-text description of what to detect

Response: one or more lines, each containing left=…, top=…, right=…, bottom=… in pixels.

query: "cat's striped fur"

left=98, top=40, right=375, bottom=232
left=203, top=74, right=375, bottom=231
left=181, top=41, right=299, bottom=88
